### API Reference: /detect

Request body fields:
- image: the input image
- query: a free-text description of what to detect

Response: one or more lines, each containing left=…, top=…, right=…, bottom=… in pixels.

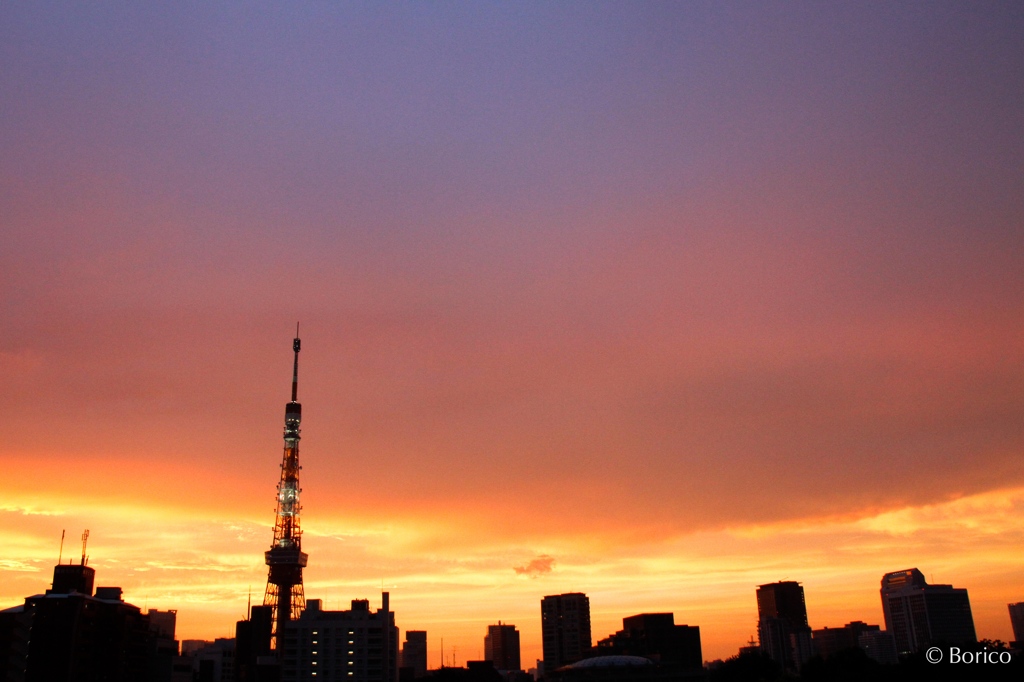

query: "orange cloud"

left=513, top=555, right=555, bottom=578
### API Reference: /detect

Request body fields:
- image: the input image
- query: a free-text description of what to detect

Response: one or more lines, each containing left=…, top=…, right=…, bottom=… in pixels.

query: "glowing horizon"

left=3, top=468, right=1022, bottom=662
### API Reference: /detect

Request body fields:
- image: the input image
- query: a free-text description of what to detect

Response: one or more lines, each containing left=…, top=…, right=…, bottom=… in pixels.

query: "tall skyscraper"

left=541, top=593, right=592, bottom=671
left=484, top=622, right=521, bottom=671
left=880, top=568, right=976, bottom=654
left=400, top=630, right=427, bottom=679
left=264, top=331, right=309, bottom=652
left=756, top=581, right=813, bottom=672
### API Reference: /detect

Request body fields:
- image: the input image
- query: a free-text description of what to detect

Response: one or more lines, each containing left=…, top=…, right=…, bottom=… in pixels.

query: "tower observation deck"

left=264, top=330, right=308, bottom=651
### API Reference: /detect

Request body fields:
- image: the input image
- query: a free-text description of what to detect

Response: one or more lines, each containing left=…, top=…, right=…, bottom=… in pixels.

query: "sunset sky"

left=1, top=1, right=1022, bottom=665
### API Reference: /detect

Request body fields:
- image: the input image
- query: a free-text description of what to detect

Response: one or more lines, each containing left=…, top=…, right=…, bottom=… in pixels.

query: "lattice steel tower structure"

left=264, top=329, right=308, bottom=651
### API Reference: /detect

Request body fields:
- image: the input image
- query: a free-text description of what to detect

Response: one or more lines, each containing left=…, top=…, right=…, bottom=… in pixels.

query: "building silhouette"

left=484, top=622, right=521, bottom=671
left=401, top=630, right=428, bottom=679
left=1009, top=602, right=1024, bottom=649
left=880, top=568, right=976, bottom=654
left=182, top=639, right=213, bottom=656
left=145, top=607, right=193, bottom=681
left=0, top=557, right=177, bottom=681
left=594, top=613, right=702, bottom=669
left=279, top=595, right=398, bottom=682
left=856, top=630, right=898, bottom=665
left=235, top=604, right=275, bottom=681
left=192, top=638, right=235, bottom=681
left=810, top=621, right=879, bottom=659
left=424, top=660, right=503, bottom=682
left=0, top=604, right=30, bottom=681
left=756, top=581, right=813, bottom=672
left=737, top=636, right=759, bottom=657
left=541, top=593, right=592, bottom=672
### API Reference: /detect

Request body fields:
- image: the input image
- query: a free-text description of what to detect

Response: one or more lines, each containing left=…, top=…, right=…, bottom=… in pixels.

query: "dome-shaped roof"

left=568, top=656, right=653, bottom=669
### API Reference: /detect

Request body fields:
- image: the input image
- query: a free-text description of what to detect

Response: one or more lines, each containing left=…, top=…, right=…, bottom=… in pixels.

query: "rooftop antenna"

left=57, top=529, right=65, bottom=564
left=247, top=585, right=252, bottom=618
left=291, top=323, right=300, bottom=402
left=80, top=529, right=89, bottom=566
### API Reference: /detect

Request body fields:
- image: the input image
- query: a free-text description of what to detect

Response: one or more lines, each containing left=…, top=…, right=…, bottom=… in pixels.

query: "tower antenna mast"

left=263, top=326, right=308, bottom=653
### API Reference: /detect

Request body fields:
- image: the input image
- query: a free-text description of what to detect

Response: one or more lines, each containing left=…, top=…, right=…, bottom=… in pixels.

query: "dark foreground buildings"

left=809, top=620, right=899, bottom=665
left=424, top=660, right=504, bottom=682
left=880, top=568, right=976, bottom=654
left=546, top=655, right=707, bottom=682
left=484, top=622, right=521, bottom=672
left=0, top=560, right=186, bottom=681
left=400, top=630, right=428, bottom=679
left=191, top=638, right=236, bottom=681
left=811, top=621, right=879, bottom=659
left=1008, top=601, right=1024, bottom=650
left=595, top=613, right=702, bottom=670
left=238, top=595, right=399, bottom=682
left=235, top=604, right=276, bottom=681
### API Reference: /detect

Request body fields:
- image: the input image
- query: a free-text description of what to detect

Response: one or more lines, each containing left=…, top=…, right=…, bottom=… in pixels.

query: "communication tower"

left=263, top=329, right=308, bottom=651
